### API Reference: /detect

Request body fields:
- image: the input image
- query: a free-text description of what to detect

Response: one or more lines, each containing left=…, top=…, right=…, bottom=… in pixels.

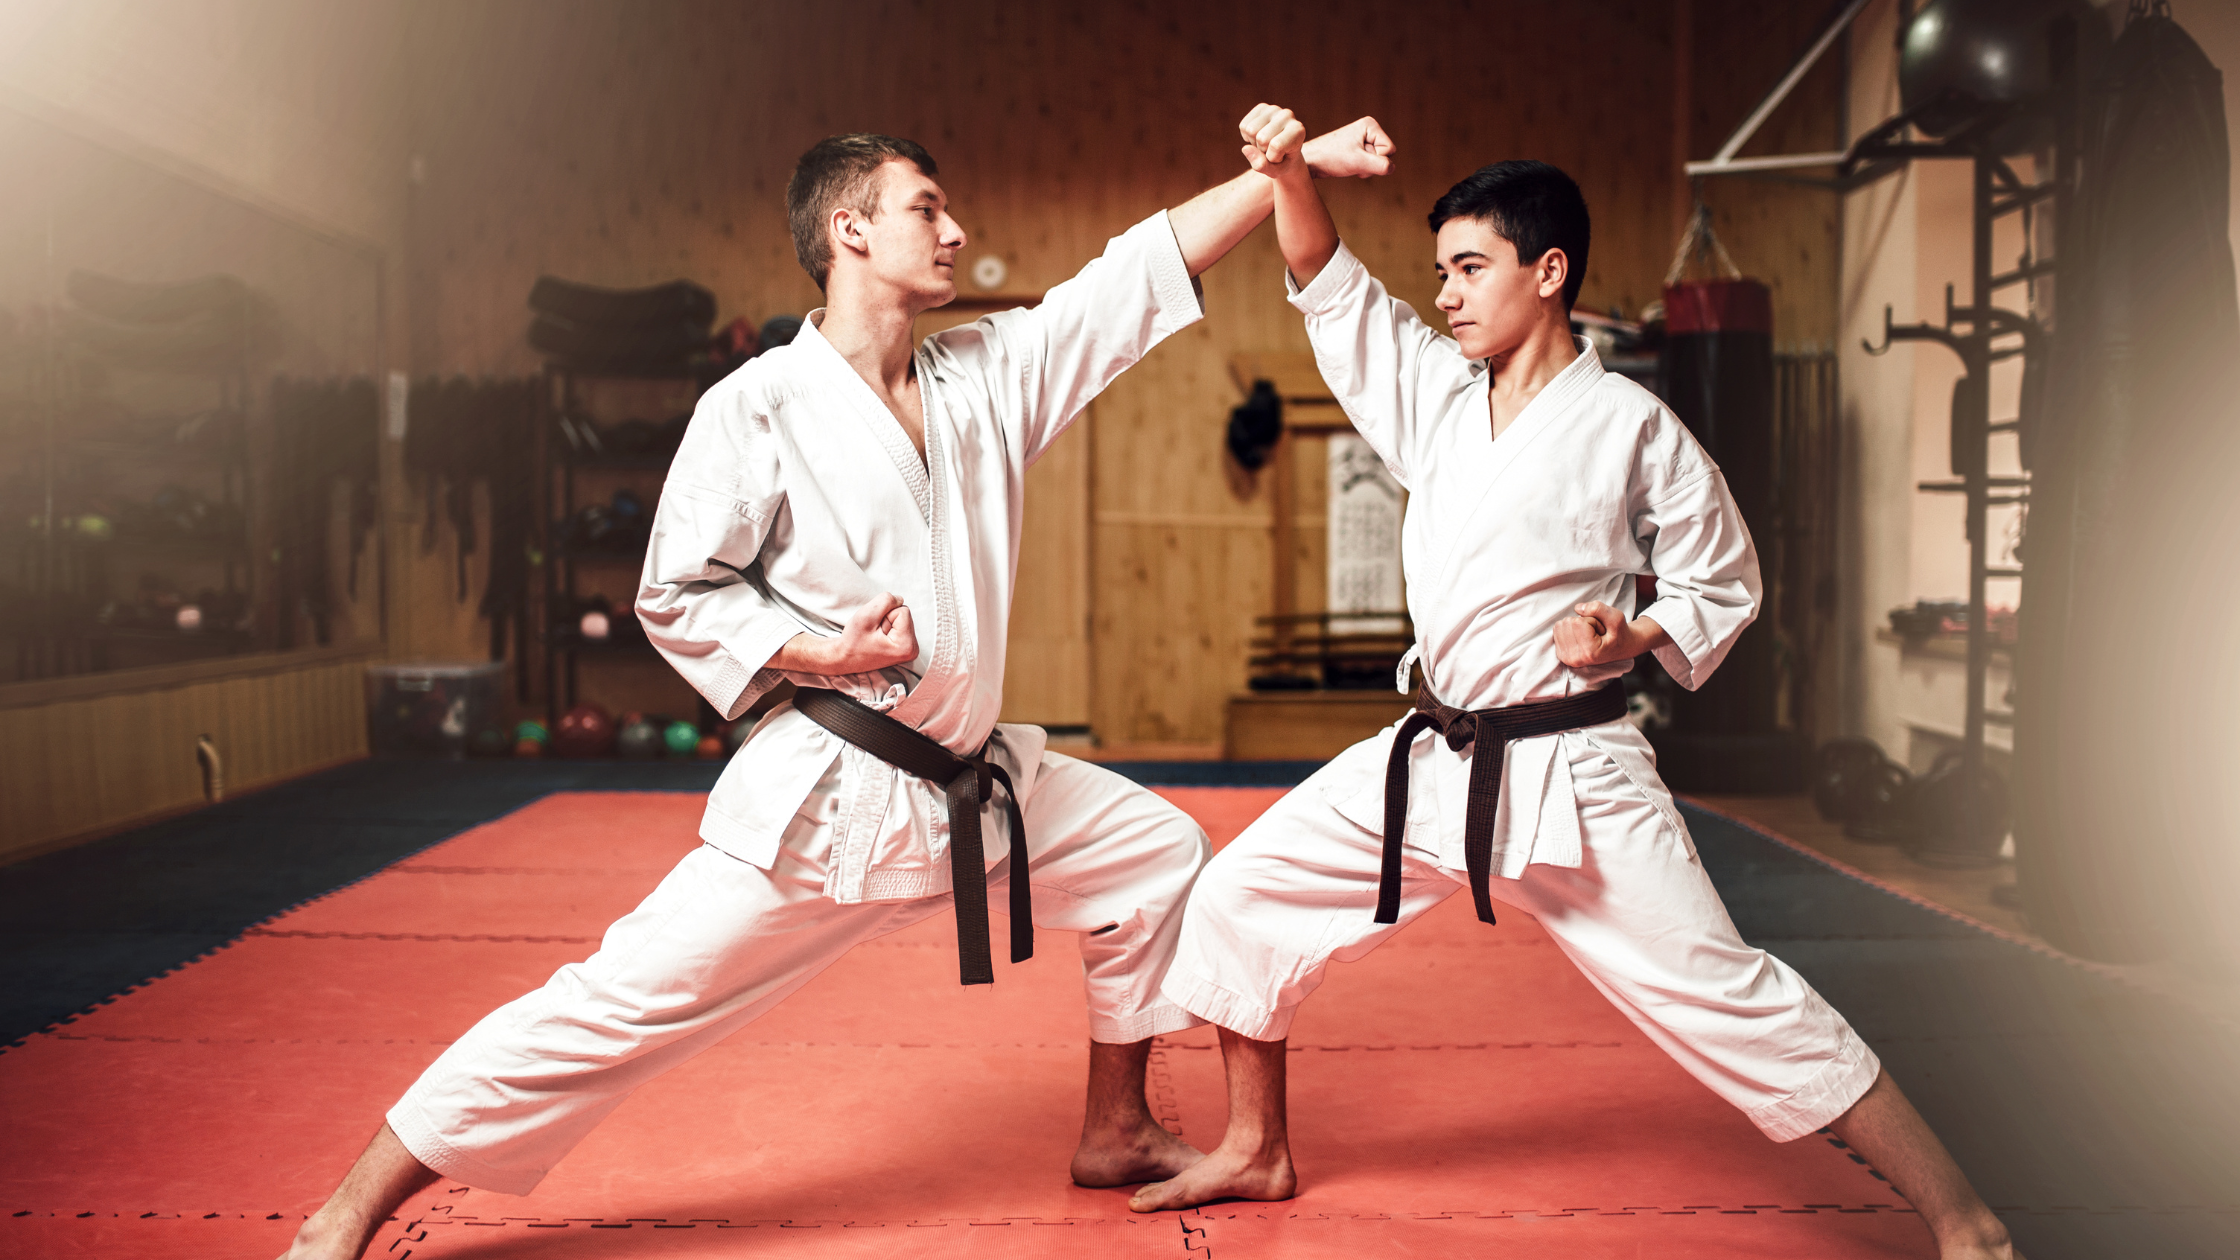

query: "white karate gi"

left=1162, top=243, right=1880, bottom=1142
left=388, top=213, right=1211, bottom=1194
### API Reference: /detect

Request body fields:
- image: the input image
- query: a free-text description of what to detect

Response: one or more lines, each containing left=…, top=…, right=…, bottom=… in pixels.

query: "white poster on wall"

left=1327, top=434, right=1405, bottom=634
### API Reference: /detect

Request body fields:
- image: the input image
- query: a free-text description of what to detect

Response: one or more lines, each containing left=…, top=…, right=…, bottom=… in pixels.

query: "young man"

left=279, top=121, right=1394, bottom=1260
left=1129, top=107, right=2021, bottom=1260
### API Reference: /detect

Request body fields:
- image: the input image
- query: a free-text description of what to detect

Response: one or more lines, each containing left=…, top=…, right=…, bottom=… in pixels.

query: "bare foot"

left=1072, top=1116, right=1204, bottom=1188
left=275, top=1210, right=368, bottom=1260
left=1937, top=1225, right=2020, bottom=1260
left=1127, top=1142, right=1296, bottom=1212
left=278, top=1124, right=438, bottom=1260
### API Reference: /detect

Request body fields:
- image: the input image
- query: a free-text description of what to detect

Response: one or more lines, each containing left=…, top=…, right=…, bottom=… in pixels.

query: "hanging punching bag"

left=1652, top=270, right=1795, bottom=791
left=2014, top=5, right=2240, bottom=966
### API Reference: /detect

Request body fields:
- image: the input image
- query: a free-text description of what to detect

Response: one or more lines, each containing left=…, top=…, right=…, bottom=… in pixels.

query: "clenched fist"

left=1239, top=103, right=1309, bottom=177
left=1552, top=601, right=1668, bottom=669
left=1236, top=106, right=1397, bottom=181
left=1303, top=115, right=1396, bottom=180
left=774, top=593, right=919, bottom=676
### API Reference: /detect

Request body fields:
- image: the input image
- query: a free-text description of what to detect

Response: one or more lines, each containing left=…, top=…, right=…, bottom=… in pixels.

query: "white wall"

left=1837, top=0, right=1920, bottom=757
left=0, top=0, right=409, bottom=250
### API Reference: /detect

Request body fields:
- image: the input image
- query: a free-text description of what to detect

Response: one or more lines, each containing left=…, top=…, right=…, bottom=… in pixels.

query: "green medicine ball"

left=662, top=720, right=700, bottom=756
left=514, top=719, right=550, bottom=745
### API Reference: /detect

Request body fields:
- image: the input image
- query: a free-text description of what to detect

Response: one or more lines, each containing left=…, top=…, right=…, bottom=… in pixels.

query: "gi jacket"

left=637, top=212, right=1202, bottom=903
left=1290, top=242, right=1761, bottom=875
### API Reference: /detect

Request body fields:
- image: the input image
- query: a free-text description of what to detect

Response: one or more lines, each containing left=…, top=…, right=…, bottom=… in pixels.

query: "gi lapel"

left=798, top=316, right=933, bottom=522
left=888, top=355, right=965, bottom=735
left=1424, top=342, right=1608, bottom=627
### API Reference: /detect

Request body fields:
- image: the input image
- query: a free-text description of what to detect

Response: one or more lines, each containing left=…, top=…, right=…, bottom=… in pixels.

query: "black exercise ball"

left=1899, top=0, right=2104, bottom=148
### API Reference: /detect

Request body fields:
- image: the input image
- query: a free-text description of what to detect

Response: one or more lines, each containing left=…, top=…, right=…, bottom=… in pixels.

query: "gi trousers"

left=389, top=753, right=1210, bottom=1195
left=1162, top=730, right=1880, bottom=1143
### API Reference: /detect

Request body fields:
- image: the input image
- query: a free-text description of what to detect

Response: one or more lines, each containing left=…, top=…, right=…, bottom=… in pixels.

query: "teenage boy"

left=1132, top=105, right=2020, bottom=1260
left=279, top=119, right=1395, bottom=1260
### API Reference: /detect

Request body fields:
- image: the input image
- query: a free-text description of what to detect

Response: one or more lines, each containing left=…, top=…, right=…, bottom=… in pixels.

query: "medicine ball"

left=1899, top=0, right=2106, bottom=149
left=552, top=703, right=617, bottom=759
left=662, top=720, right=701, bottom=757
left=616, top=718, right=662, bottom=760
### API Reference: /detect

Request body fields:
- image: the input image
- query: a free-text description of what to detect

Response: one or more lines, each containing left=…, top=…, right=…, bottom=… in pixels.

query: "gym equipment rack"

left=533, top=359, right=726, bottom=728
left=1846, top=18, right=2083, bottom=858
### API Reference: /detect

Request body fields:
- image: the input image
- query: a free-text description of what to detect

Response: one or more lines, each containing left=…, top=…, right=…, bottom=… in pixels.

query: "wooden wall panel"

left=0, top=654, right=371, bottom=862
left=1005, top=421, right=1094, bottom=728
left=396, top=0, right=1837, bottom=745
left=1687, top=0, right=1846, bottom=350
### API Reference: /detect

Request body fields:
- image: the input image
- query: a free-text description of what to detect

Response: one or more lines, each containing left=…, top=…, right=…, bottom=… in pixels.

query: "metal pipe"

left=1710, top=0, right=1876, bottom=165
left=1686, top=150, right=1850, bottom=176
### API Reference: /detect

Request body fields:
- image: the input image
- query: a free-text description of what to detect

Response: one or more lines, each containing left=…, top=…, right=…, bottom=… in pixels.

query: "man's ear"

left=1536, top=248, right=1569, bottom=303
left=830, top=205, right=871, bottom=266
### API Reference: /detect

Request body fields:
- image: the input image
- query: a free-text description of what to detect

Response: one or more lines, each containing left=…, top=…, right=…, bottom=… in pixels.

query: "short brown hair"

left=786, top=134, right=939, bottom=291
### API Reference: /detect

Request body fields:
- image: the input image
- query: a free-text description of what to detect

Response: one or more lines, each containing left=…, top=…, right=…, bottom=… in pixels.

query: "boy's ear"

left=1536, top=248, right=1569, bottom=302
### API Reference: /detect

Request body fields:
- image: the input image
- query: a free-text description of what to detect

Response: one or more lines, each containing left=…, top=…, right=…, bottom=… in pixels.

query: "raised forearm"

left=1169, top=170, right=1278, bottom=277
left=1270, top=165, right=1341, bottom=289
left=1172, top=113, right=1396, bottom=278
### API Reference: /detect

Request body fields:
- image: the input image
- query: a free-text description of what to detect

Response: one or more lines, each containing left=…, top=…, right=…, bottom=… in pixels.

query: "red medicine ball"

left=551, top=703, right=617, bottom=759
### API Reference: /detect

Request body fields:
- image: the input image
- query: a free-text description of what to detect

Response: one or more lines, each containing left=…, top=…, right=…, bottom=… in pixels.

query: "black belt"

left=1379, top=682, right=1630, bottom=926
left=794, top=687, right=1031, bottom=986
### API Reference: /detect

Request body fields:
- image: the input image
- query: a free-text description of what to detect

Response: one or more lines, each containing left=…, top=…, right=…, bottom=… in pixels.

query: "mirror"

left=0, top=107, right=384, bottom=683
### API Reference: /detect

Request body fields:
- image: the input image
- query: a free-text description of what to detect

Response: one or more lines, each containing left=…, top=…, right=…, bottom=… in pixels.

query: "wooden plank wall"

left=1686, top=0, right=1846, bottom=353
left=0, top=652, right=371, bottom=861
left=397, top=0, right=1839, bottom=747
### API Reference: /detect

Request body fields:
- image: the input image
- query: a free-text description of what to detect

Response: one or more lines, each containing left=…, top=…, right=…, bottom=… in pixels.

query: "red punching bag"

left=1649, top=211, right=1792, bottom=792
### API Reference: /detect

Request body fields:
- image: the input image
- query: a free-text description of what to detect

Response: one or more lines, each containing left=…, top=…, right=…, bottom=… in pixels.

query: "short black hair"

left=786, top=134, right=939, bottom=291
left=1427, top=160, right=1590, bottom=310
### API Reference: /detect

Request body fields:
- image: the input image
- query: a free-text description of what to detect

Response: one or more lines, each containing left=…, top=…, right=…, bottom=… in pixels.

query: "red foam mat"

left=1, top=788, right=1933, bottom=1259
left=0, top=1038, right=433, bottom=1214
left=1190, top=1208, right=1931, bottom=1258
left=387, top=1210, right=1191, bottom=1258
left=1, top=1211, right=311, bottom=1259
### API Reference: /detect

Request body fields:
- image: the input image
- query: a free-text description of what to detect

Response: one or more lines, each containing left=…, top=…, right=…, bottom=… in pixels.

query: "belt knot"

left=1381, top=682, right=1631, bottom=929
left=1414, top=692, right=1477, bottom=751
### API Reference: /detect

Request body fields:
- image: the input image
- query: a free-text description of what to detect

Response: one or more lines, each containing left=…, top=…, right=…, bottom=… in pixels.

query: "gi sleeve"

left=1635, top=466, right=1761, bottom=690
left=965, top=210, right=1204, bottom=468
left=635, top=385, right=803, bottom=721
left=1287, top=241, right=1464, bottom=489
